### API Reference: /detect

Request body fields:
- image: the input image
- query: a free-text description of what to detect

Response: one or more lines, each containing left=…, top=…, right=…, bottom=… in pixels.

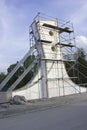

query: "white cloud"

left=76, top=35, right=87, bottom=51
left=0, top=1, right=29, bottom=72
left=0, top=63, right=9, bottom=73
left=0, top=0, right=87, bottom=73
left=70, top=3, right=87, bottom=35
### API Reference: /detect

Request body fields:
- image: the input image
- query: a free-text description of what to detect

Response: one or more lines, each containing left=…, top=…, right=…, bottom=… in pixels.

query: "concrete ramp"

left=12, top=13, right=87, bottom=100
left=0, top=13, right=86, bottom=100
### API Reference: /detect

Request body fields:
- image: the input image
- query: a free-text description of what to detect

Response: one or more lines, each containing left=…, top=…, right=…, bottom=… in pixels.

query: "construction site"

left=0, top=13, right=87, bottom=103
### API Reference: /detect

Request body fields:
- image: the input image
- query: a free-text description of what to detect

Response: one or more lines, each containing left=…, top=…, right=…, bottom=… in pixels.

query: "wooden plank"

left=43, top=23, right=73, bottom=33
left=56, top=43, right=75, bottom=47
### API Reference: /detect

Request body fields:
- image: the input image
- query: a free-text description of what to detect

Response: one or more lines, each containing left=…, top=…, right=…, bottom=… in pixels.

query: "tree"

left=1, top=55, right=36, bottom=91
left=7, top=61, right=18, bottom=74
left=77, top=48, right=86, bottom=59
left=0, top=72, right=6, bottom=83
left=65, top=47, right=87, bottom=86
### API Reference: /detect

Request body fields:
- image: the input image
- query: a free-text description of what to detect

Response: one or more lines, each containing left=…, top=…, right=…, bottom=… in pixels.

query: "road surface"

left=0, top=101, right=87, bottom=130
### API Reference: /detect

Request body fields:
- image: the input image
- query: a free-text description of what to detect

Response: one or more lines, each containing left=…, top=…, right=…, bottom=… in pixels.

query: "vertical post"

left=40, top=60, right=48, bottom=98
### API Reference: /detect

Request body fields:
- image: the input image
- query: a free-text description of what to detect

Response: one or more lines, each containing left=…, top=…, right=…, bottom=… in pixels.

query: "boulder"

left=10, top=95, right=27, bottom=105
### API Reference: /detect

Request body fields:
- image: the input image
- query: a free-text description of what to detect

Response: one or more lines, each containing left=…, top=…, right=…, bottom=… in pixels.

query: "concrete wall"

left=0, top=92, right=12, bottom=103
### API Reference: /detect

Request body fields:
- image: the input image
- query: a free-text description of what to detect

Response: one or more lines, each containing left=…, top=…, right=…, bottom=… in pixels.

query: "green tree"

left=0, top=72, right=6, bottom=83
left=65, top=48, right=87, bottom=87
left=77, top=48, right=86, bottom=59
left=7, top=61, right=18, bottom=74
left=2, top=55, right=36, bottom=91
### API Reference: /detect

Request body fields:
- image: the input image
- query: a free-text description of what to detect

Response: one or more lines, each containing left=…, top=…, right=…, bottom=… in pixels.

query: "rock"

left=10, top=95, right=27, bottom=105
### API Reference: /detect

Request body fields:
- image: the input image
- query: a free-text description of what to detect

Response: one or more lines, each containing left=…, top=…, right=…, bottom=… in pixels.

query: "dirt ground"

left=0, top=92, right=87, bottom=118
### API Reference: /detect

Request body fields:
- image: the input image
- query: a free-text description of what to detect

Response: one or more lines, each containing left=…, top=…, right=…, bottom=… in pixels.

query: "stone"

left=10, top=95, right=27, bottom=105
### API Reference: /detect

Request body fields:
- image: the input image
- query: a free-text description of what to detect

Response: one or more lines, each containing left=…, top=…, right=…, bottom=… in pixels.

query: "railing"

left=0, top=45, right=35, bottom=91
left=8, top=59, right=38, bottom=91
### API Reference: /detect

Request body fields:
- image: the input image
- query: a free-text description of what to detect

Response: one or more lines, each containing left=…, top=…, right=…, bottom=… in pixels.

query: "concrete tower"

left=0, top=13, right=86, bottom=100
left=12, top=13, right=86, bottom=99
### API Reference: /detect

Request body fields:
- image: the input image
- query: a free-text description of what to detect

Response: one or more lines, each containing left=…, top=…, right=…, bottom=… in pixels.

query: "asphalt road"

left=0, top=101, right=87, bottom=130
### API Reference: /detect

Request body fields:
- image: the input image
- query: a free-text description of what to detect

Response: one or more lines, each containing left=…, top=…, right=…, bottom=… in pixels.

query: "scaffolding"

left=0, top=13, right=86, bottom=100
left=29, top=13, right=79, bottom=93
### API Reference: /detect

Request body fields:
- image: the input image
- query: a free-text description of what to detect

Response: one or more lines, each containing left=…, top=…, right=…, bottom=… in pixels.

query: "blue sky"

left=0, top=0, right=87, bottom=73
